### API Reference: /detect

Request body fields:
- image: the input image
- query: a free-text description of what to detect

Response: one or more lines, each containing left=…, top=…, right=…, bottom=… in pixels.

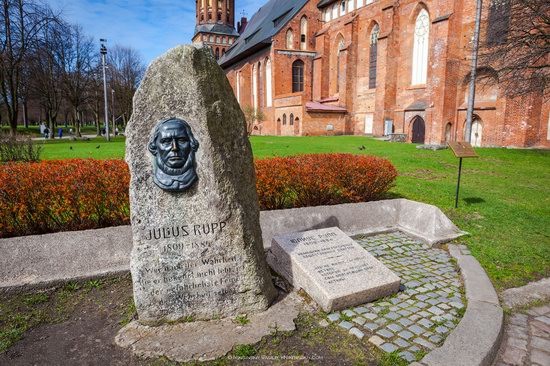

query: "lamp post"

left=100, top=39, right=110, bottom=142
left=111, top=88, right=115, bottom=135
left=465, top=0, right=483, bottom=143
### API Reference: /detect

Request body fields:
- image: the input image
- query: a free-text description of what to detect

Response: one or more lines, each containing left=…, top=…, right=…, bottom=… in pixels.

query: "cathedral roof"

left=194, top=23, right=239, bottom=37
left=218, top=0, right=309, bottom=68
left=317, top=0, right=339, bottom=8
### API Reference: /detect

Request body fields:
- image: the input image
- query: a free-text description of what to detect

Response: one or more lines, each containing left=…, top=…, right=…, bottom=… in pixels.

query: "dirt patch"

left=0, top=276, right=380, bottom=365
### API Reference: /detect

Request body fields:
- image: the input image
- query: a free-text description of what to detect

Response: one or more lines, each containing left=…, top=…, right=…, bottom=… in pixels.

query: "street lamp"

left=100, top=39, right=110, bottom=142
left=111, top=88, right=116, bottom=135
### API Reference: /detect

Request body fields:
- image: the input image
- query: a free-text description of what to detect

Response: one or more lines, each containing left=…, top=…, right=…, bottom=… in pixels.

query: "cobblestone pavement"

left=322, top=231, right=465, bottom=363
left=494, top=304, right=550, bottom=366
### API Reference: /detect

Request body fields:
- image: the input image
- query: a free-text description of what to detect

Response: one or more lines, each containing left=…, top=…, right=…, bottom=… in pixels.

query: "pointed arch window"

left=265, top=58, right=272, bottom=107
left=369, top=24, right=380, bottom=89
left=292, top=60, right=305, bottom=93
left=236, top=71, right=241, bottom=103
left=283, top=114, right=287, bottom=125
left=286, top=29, right=294, bottom=49
left=340, top=1, right=346, bottom=15
left=412, top=9, right=430, bottom=85
left=257, top=62, right=262, bottom=108
left=290, top=113, right=294, bottom=126
left=487, top=0, right=510, bottom=46
left=300, top=17, right=308, bottom=50
left=337, top=37, right=345, bottom=93
left=252, top=64, right=258, bottom=111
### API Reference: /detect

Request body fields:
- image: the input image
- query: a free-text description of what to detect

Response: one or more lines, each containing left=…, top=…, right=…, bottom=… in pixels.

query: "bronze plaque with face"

left=148, top=118, right=199, bottom=192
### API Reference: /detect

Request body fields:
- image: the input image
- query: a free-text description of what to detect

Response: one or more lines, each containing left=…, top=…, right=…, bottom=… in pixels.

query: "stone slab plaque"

left=125, top=44, right=276, bottom=325
left=270, top=227, right=400, bottom=311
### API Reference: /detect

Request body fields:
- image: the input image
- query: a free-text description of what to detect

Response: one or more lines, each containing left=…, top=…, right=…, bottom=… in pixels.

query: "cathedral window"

left=265, top=58, right=273, bottom=107
left=337, top=37, right=345, bottom=92
left=487, top=0, right=510, bottom=46
left=300, top=17, right=308, bottom=50
left=369, top=24, right=379, bottom=89
left=286, top=29, right=294, bottom=49
left=292, top=60, right=304, bottom=93
left=412, top=9, right=430, bottom=85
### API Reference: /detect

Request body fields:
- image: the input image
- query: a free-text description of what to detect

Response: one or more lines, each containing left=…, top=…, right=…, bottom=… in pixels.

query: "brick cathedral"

left=193, top=0, right=549, bottom=148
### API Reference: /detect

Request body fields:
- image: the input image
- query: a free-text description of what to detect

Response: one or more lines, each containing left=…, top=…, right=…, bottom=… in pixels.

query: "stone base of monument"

left=268, top=227, right=401, bottom=312
left=115, top=291, right=301, bottom=363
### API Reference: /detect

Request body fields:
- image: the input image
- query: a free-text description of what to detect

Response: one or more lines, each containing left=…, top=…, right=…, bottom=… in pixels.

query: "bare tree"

left=0, top=0, right=53, bottom=135
left=480, top=0, right=549, bottom=98
left=242, top=105, right=265, bottom=136
left=62, top=24, right=94, bottom=137
left=30, top=17, right=69, bottom=138
left=108, top=45, right=145, bottom=129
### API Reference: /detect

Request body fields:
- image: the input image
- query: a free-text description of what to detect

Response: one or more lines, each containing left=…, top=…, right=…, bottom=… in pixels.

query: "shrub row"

left=0, top=154, right=397, bottom=238
left=255, top=154, right=397, bottom=210
left=0, top=159, right=130, bottom=238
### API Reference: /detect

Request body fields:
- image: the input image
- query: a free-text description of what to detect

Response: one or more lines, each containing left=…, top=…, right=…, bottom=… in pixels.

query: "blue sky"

left=46, top=0, right=262, bottom=65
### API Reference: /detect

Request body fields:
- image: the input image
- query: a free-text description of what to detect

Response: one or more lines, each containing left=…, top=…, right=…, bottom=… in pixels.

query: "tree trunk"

left=48, top=112, right=55, bottom=139
left=75, top=108, right=82, bottom=138
left=23, top=101, right=29, bottom=129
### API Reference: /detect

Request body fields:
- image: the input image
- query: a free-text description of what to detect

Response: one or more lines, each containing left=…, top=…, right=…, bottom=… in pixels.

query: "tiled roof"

left=317, top=0, right=339, bottom=8
left=218, top=0, right=310, bottom=68
left=306, top=101, right=347, bottom=113
left=194, top=23, right=239, bottom=37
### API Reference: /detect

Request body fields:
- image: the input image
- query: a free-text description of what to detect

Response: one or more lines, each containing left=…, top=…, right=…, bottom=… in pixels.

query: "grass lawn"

left=38, top=136, right=126, bottom=160
left=38, top=136, right=550, bottom=290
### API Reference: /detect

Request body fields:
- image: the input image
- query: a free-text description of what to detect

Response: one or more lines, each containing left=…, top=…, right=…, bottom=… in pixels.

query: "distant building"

left=197, top=0, right=549, bottom=148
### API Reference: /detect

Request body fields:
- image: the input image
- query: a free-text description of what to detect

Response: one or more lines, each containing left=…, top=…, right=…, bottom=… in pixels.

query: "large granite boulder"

left=125, top=44, right=276, bottom=325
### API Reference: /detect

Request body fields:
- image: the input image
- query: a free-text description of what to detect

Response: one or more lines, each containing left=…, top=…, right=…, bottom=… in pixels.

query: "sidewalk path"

left=31, top=134, right=99, bottom=141
left=494, top=278, right=550, bottom=366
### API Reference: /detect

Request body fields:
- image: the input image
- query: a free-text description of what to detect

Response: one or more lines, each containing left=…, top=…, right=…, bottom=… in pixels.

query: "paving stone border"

left=0, top=199, right=466, bottom=292
left=494, top=304, right=550, bottom=366
left=411, top=244, right=504, bottom=366
left=324, top=231, right=466, bottom=363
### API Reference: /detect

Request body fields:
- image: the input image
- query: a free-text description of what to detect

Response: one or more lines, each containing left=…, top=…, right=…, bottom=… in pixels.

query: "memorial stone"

left=270, top=227, right=400, bottom=311
left=125, top=44, right=276, bottom=325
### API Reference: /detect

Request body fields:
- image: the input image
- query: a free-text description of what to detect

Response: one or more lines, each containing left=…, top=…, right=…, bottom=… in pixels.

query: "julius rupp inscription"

left=270, top=227, right=401, bottom=311
left=148, top=118, right=199, bottom=192
left=124, top=44, right=275, bottom=326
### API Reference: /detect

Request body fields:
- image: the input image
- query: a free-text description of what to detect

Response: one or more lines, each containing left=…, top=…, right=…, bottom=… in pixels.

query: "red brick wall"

left=221, top=0, right=549, bottom=148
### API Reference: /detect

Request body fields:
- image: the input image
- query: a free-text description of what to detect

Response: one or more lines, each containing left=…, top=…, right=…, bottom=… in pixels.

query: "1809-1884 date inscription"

left=143, top=221, right=227, bottom=241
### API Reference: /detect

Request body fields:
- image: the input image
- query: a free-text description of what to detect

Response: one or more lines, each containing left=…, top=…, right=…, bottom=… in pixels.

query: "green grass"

left=39, top=136, right=126, bottom=160
left=28, top=136, right=550, bottom=290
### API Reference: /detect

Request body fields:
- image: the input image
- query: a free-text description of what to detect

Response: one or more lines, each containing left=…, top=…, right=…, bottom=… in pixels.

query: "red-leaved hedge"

left=0, top=159, right=130, bottom=238
left=255, top=154, right=397, bottom=210
left=0, top=154, right=396, bottom=238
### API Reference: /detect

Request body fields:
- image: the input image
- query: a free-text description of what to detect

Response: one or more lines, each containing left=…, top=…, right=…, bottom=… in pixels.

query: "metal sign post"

left=448, top=142, right=478, bottom=208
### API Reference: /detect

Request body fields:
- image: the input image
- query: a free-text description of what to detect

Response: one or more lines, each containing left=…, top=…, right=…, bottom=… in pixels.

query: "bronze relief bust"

left=148, top=118, right=199, bottom=192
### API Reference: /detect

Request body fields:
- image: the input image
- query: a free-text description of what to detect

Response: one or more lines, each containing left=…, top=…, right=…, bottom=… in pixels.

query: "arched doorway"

left=364, top=113, right=374, bottom=134
left=471, top=119, right=483, bottom=147
left=464, top=118, right=483, bottom=147
left=445, top=123, right=452, bottom=143
left=411, top=116, right=426, bottom=144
